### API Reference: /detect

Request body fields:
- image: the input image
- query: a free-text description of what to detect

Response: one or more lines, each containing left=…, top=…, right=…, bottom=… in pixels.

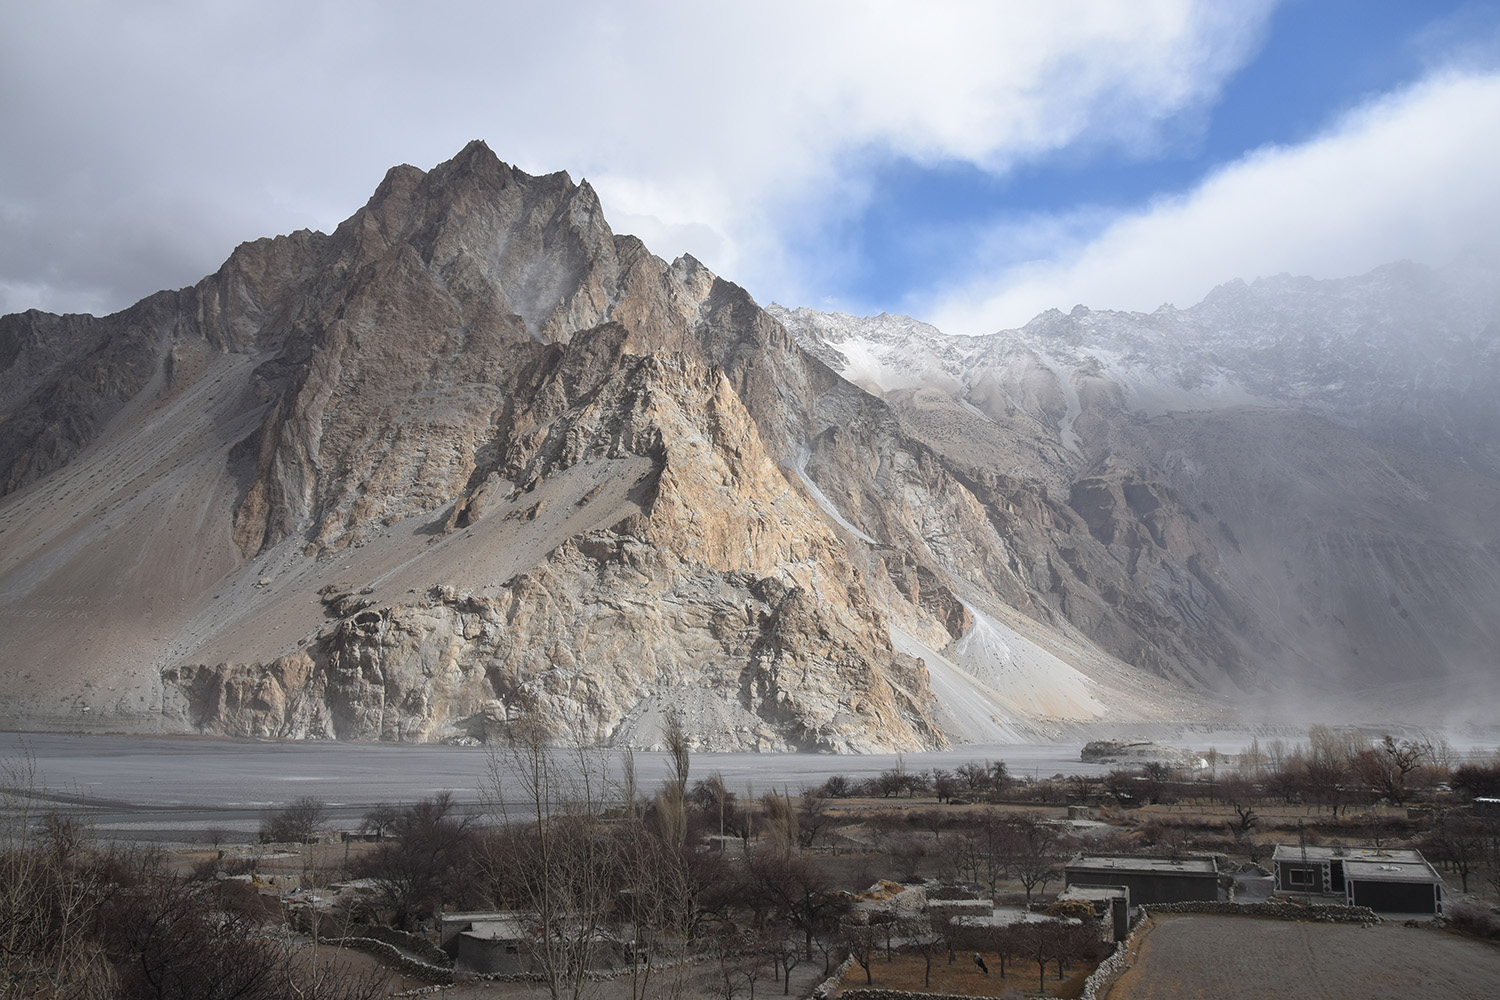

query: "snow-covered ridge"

left=770, top=255, right=1500, bottom=473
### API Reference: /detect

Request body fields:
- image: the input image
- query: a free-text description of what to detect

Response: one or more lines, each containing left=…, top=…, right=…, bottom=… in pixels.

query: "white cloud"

left=0, top=0, right=1274, bottom=315
left=926, top=70, right=1500, bottom=334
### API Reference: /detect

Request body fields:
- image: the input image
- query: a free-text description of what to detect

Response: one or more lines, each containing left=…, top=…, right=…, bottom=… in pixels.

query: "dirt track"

left=1109, top=913, right=1500, bottom=1000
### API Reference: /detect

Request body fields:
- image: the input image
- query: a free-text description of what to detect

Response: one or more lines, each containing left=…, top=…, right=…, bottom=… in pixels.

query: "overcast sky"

left=3, top=0, right=1499, bottom=333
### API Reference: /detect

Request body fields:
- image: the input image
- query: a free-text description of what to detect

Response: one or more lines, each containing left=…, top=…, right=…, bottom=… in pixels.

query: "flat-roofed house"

left=440, top=912, right=533, bottom=974
left=1063, top=854, right=1220, bottom=904
left=1271, top=846, right=1445, bottom=914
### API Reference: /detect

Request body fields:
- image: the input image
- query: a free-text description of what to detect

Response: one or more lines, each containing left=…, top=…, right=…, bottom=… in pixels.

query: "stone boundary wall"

left=1080, top=909, right=1152, bottom=1000
left=1145, top=900, right=1380, bottom=923
left=318, top=936, right=456, bottom=983
left=357, top=925, right=452, bottom=966
left=465, top=952, right=704, bottom=985
left=839, top=990, right=1009, bottom=1000
left=810, top=955, right=857, bottom=999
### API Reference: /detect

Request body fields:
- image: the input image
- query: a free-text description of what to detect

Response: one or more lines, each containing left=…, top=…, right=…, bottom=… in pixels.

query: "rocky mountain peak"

left=6, top=142, right=1492, bottom=748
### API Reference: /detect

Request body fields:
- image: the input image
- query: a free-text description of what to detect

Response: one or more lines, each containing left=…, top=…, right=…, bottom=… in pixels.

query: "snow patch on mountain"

left=1035, top=354, right=1083, bottom=456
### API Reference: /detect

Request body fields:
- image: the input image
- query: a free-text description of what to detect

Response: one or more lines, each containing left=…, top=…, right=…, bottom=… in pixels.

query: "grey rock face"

left=0, top=142, right=981, bottom=749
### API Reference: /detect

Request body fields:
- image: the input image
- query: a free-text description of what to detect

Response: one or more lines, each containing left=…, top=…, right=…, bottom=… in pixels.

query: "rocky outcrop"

left=2, top=144, right=1002, bottom=748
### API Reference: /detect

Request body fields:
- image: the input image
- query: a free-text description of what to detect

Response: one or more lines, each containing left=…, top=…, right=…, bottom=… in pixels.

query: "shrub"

left=258, top=796, right=327, bottom=843
left=1447, top=902, right=1500, bottom=940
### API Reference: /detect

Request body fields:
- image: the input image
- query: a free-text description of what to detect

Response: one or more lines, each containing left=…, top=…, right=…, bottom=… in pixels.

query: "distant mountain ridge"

left=776, top=254, right=1500, bottom=474
left=771, top=258, right=1500, bottom=721
left=1, top=141, right=1495, bottom=748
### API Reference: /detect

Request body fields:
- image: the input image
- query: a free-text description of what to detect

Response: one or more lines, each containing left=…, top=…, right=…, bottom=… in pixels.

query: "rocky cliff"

left=12, top=141, right=1487, bottom=748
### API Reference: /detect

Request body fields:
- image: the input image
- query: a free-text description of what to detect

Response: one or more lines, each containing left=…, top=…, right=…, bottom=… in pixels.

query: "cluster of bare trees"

left=1, top=754, right=385, bottom=1000
left=1089, top=728, right=1469, bottom=818
left=953, top=916, right=1108, bottom=996
left=934, top=811, right=1068, bottom=904
left=817, top=758, right=1013, bottom=803
left=258, top=795, right=329, bottom=843
left=838, top=905, right=1107, bottom=996
left=460, top=714, right=851, bottom=1000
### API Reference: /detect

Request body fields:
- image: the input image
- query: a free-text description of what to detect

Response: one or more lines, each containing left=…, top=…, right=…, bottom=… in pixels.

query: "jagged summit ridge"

left=10, top=142, right=1181, bottom=750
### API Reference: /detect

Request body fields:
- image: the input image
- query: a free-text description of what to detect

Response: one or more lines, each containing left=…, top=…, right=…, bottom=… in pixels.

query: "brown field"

left=838, top=951, right=1095, bottom=998
left=1109, top=913, right=1500, bottom=1000
left=435, top=958, right=829, bottom=1000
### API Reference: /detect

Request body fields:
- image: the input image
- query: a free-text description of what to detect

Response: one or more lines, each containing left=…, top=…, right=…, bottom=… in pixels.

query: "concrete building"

left=1064, top=854, right=1220, bottom=904
left=438, top=911, right=631, bottom=974
left=440, top=912, right=534, bottom=974
left=1271, top=846, right=1445, bottom=914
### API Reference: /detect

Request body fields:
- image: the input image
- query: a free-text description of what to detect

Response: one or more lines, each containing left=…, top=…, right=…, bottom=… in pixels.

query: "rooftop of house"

left=1066, top=854, right=1218, bottom=875
left=1341, top=859, right=1444, bottom=884
left=1059, top=885, right=1128, bottom=902
left=464, top=917, right=531, bottom=941
left=441, top=911, right=533, bottom=934
left=1270, top=846, right=1429, bottom=865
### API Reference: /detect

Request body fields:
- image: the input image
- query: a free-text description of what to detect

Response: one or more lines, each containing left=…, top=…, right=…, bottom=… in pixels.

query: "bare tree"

left=485, top=718, right=618, bottom=1000
left=355, top=792, right=479, bottom=927
left=664, top=707, right=691, bottom=799
left=1421, top=813, right=1488, bottom=893
left=1355, top=734, right=1431, bottom=805
left=885, top=832, right=928, bottom=881
left=760, top=789, right=799, bottom=856
left=956, top=761, right=992, bottom=799
left=103, top=875, right=388, bottom=1000
left=902, top=913, right=945, bottom=988
left=1002, top=813, right=1063, bottom=906
left=1012, top=920, right=1078, bottom=996
left=259, top=796, right=327, bottom=843
left=615, top=823, right=720, bottom=1000
left=796, top=785, right=832, bottom=849
left=745, top=847, right=849, bottom=961
left=621, top=746, right=640, bottom=819
left=359, top=802, right=400, bottom=840
left=765, top=932, right=803, bottom=995
left=838, top=921, right=882, bottom=986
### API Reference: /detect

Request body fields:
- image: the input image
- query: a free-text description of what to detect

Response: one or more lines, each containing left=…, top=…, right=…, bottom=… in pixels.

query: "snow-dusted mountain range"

left=771, top=257, right=1500, bottom=725
left=776, top=254, right=1500, bottom=476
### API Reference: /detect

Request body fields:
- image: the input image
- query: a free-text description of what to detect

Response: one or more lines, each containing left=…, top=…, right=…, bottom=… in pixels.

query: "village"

left=8, top=726, right=1500, bottom=999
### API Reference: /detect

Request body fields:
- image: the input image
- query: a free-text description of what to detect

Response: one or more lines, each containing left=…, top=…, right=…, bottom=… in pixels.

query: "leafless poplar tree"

left=486, top=717, right=617, bottom=1000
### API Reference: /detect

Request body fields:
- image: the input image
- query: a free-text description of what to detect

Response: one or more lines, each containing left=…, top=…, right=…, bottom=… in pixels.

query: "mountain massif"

left=1, top=142, right=1495, bottom=749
